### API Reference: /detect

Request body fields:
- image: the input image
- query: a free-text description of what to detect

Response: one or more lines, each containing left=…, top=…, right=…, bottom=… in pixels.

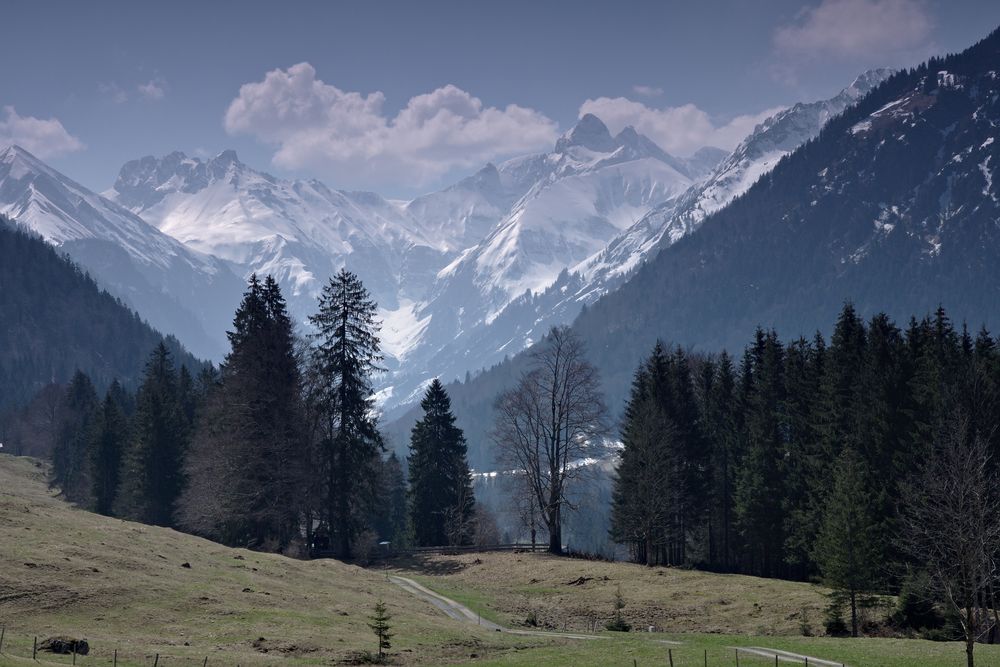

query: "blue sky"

left=2, top=0, right=998, bottom=196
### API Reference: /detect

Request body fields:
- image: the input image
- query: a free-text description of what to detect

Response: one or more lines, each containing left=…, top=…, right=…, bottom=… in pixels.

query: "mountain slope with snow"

left=371, top=116, right=718, bottom=409
left=567, top=38, right=1000, bottom=403
left=0, top=145, right=241, bottom=359
left=625, top=68, right=895, bottom=254
left=106, top=150, right=453, bottom=313
left=375, top=74, right=890, bottom=415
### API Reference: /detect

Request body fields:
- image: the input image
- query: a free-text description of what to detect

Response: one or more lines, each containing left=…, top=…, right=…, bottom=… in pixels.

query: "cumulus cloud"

left=773, top=0, right=933, bottom=62
left=578, top=97, right=783, bottom=156
left=137, top=78, right=167, bottom=101
left=0, top=106, right=84, bottom=158
left=224, top=62, right=559, bottom=187
left=632, top=85, right=664, bottom=98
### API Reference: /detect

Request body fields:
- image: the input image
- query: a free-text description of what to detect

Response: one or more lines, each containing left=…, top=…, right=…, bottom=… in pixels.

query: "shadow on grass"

left=384, top=553, right=468, bottom=575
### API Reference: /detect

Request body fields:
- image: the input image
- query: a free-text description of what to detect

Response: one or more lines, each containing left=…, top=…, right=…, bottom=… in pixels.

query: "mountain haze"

left=0, top=146, right=240, bottom=360
left=386, top=31, right=1000, bottom=466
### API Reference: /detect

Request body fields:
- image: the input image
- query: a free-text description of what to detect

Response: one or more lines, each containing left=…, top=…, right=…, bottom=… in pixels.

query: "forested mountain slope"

left=575, top=27, right=1000, bottom=403
left=387, top=27, right=1000, bottom=466
left=0, top=218, right=202, bottom=411
left=0, top=146, right=241, bottom=360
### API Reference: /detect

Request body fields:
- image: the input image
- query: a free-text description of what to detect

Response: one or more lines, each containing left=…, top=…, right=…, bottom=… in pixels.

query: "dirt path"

left=389, top=575, right=607, bottom=640
left=391, top=574, right=842, bottom=664
left=736, top=646, right=845, bottom=666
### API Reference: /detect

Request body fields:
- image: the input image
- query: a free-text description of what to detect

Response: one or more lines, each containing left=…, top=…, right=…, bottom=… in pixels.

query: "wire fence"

left=0, top=625, right=844, bottom=667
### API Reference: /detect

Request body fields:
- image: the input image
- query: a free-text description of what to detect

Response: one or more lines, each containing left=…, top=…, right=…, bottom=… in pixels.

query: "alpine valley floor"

left=2, top=453, right=998, bottom=667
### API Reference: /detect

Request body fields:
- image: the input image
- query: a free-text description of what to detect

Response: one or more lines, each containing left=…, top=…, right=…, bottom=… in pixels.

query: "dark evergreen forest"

left=0, top=217, right=202, bottom=413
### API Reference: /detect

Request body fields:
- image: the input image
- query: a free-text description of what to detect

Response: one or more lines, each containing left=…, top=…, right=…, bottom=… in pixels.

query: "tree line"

left=6, top=270, right=483, bottom=558
left=609, top=303, right=1000, bottom=654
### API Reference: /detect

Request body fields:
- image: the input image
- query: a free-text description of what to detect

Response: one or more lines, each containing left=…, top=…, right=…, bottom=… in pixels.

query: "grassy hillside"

left=391, top=552, right=1000, bottom=667
left=0, top=454, right=531, bottom=666
left=391, top=552, right=831, bottom=636
left=4, top=453, right=999, bottom=667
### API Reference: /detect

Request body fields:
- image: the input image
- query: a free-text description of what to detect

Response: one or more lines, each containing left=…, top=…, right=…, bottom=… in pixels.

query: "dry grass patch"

left=0, top=455, right=534, bottom=666
left=391, top=551, right=830, bottom=636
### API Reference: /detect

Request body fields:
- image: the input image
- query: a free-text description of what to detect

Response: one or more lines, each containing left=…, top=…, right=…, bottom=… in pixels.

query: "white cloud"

left=0, top=106, right=84, bottom=158
left=137, top=78, right=167, bottom=101
left=578, top=97, right=784, bottom=156
left=632, top=85, right=664, bottom=98
left=98, top=82, right=128, bottom=104
left=224, top=62, right=558, bottom=187
left=773, top=0, right=933, bottom=62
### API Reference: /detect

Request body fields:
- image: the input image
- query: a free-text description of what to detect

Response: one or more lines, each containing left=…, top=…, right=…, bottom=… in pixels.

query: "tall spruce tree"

left=704, top=351, right=742, bottom=570
left=734, top=329, right=788, bottom=577
left=179, top=275, right=305, bottom=549
left=781, top=336, right=826, bottom=579
left=309, top=269, right=384, bottom=558
left=408, top=379, right=475, bottom=546
left=50, top=370, right=99, bottom=505
left=610, top=358, right=676, bottom=565
left=89, top=384, right=128, bottom=515
left=115, top=343, right=185, bottom=526
left=664, top=345, right=709, bottom=565
left=815, top=447, right=880, bottom=637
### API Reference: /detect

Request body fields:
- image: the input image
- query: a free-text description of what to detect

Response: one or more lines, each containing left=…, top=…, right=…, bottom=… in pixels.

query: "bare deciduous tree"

left=903, top=415, right=1000, bottom=667
left=492, top=326, right=607, bottom=554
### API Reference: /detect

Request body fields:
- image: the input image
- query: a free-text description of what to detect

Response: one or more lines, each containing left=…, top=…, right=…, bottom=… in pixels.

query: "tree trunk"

left=850, top=589, right=858, bottom=638
left=967, top=605, right=976, bottom=667
left=548, top=504, right=562, bottom=555
left=548, top=524, right=561, bottom=555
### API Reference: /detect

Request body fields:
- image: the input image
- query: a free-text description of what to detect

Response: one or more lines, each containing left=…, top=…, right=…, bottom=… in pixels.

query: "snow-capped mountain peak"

left=555, top=113, right=618, bottom=153
left=0, top=144, right=241, bottom=359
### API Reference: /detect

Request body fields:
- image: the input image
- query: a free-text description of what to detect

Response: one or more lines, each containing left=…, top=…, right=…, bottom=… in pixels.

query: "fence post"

left=33, top=636, right=37, bottom=660
left=735, top=648, right=739, bottom=667
left=776, top=655, right=779, bottom=667
left=114, top=649, right=118, bottom=667
left=153, top=652, right=159, bottom=667
left=0, top=625, right=4, bottom=653
left=203, top=657, right=208, bottom=667
left=668, top=647, right=674, bottom=667
left=704, top=649, right=708, bottom=667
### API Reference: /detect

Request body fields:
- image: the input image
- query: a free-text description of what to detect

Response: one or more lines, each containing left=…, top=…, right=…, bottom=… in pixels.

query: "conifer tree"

left=704, top=351, right=741, bottom=570
left=179, top=275, right=304, bottom=549
left=610, top=369, right=675, bottom=565
left=815, top=447, right=880, bottom=637
left=115, top=343, right=185, bottom=526
left=51, top=370, right=99, bottom=505
left=89, top=385, right=128, bottom=515
left=735, top=329, right=788, bottom=577
left=408, top=379, right=475, bottom=546
left=782, top=336, right=825, bottom=578
left=368, top=599, right=393, bottom=663
left=309, top=269, right=384, bottom=558
left=664, top=345, right=709, bottom=564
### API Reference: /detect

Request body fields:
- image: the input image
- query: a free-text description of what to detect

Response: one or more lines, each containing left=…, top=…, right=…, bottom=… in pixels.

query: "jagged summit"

left=555, top=113, right=617, bottom=153
left=0, top=144, right=241, bottom=359
left=844, top=68, right=896, bottom=100
left=213, top=149, right=240, bottom=164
